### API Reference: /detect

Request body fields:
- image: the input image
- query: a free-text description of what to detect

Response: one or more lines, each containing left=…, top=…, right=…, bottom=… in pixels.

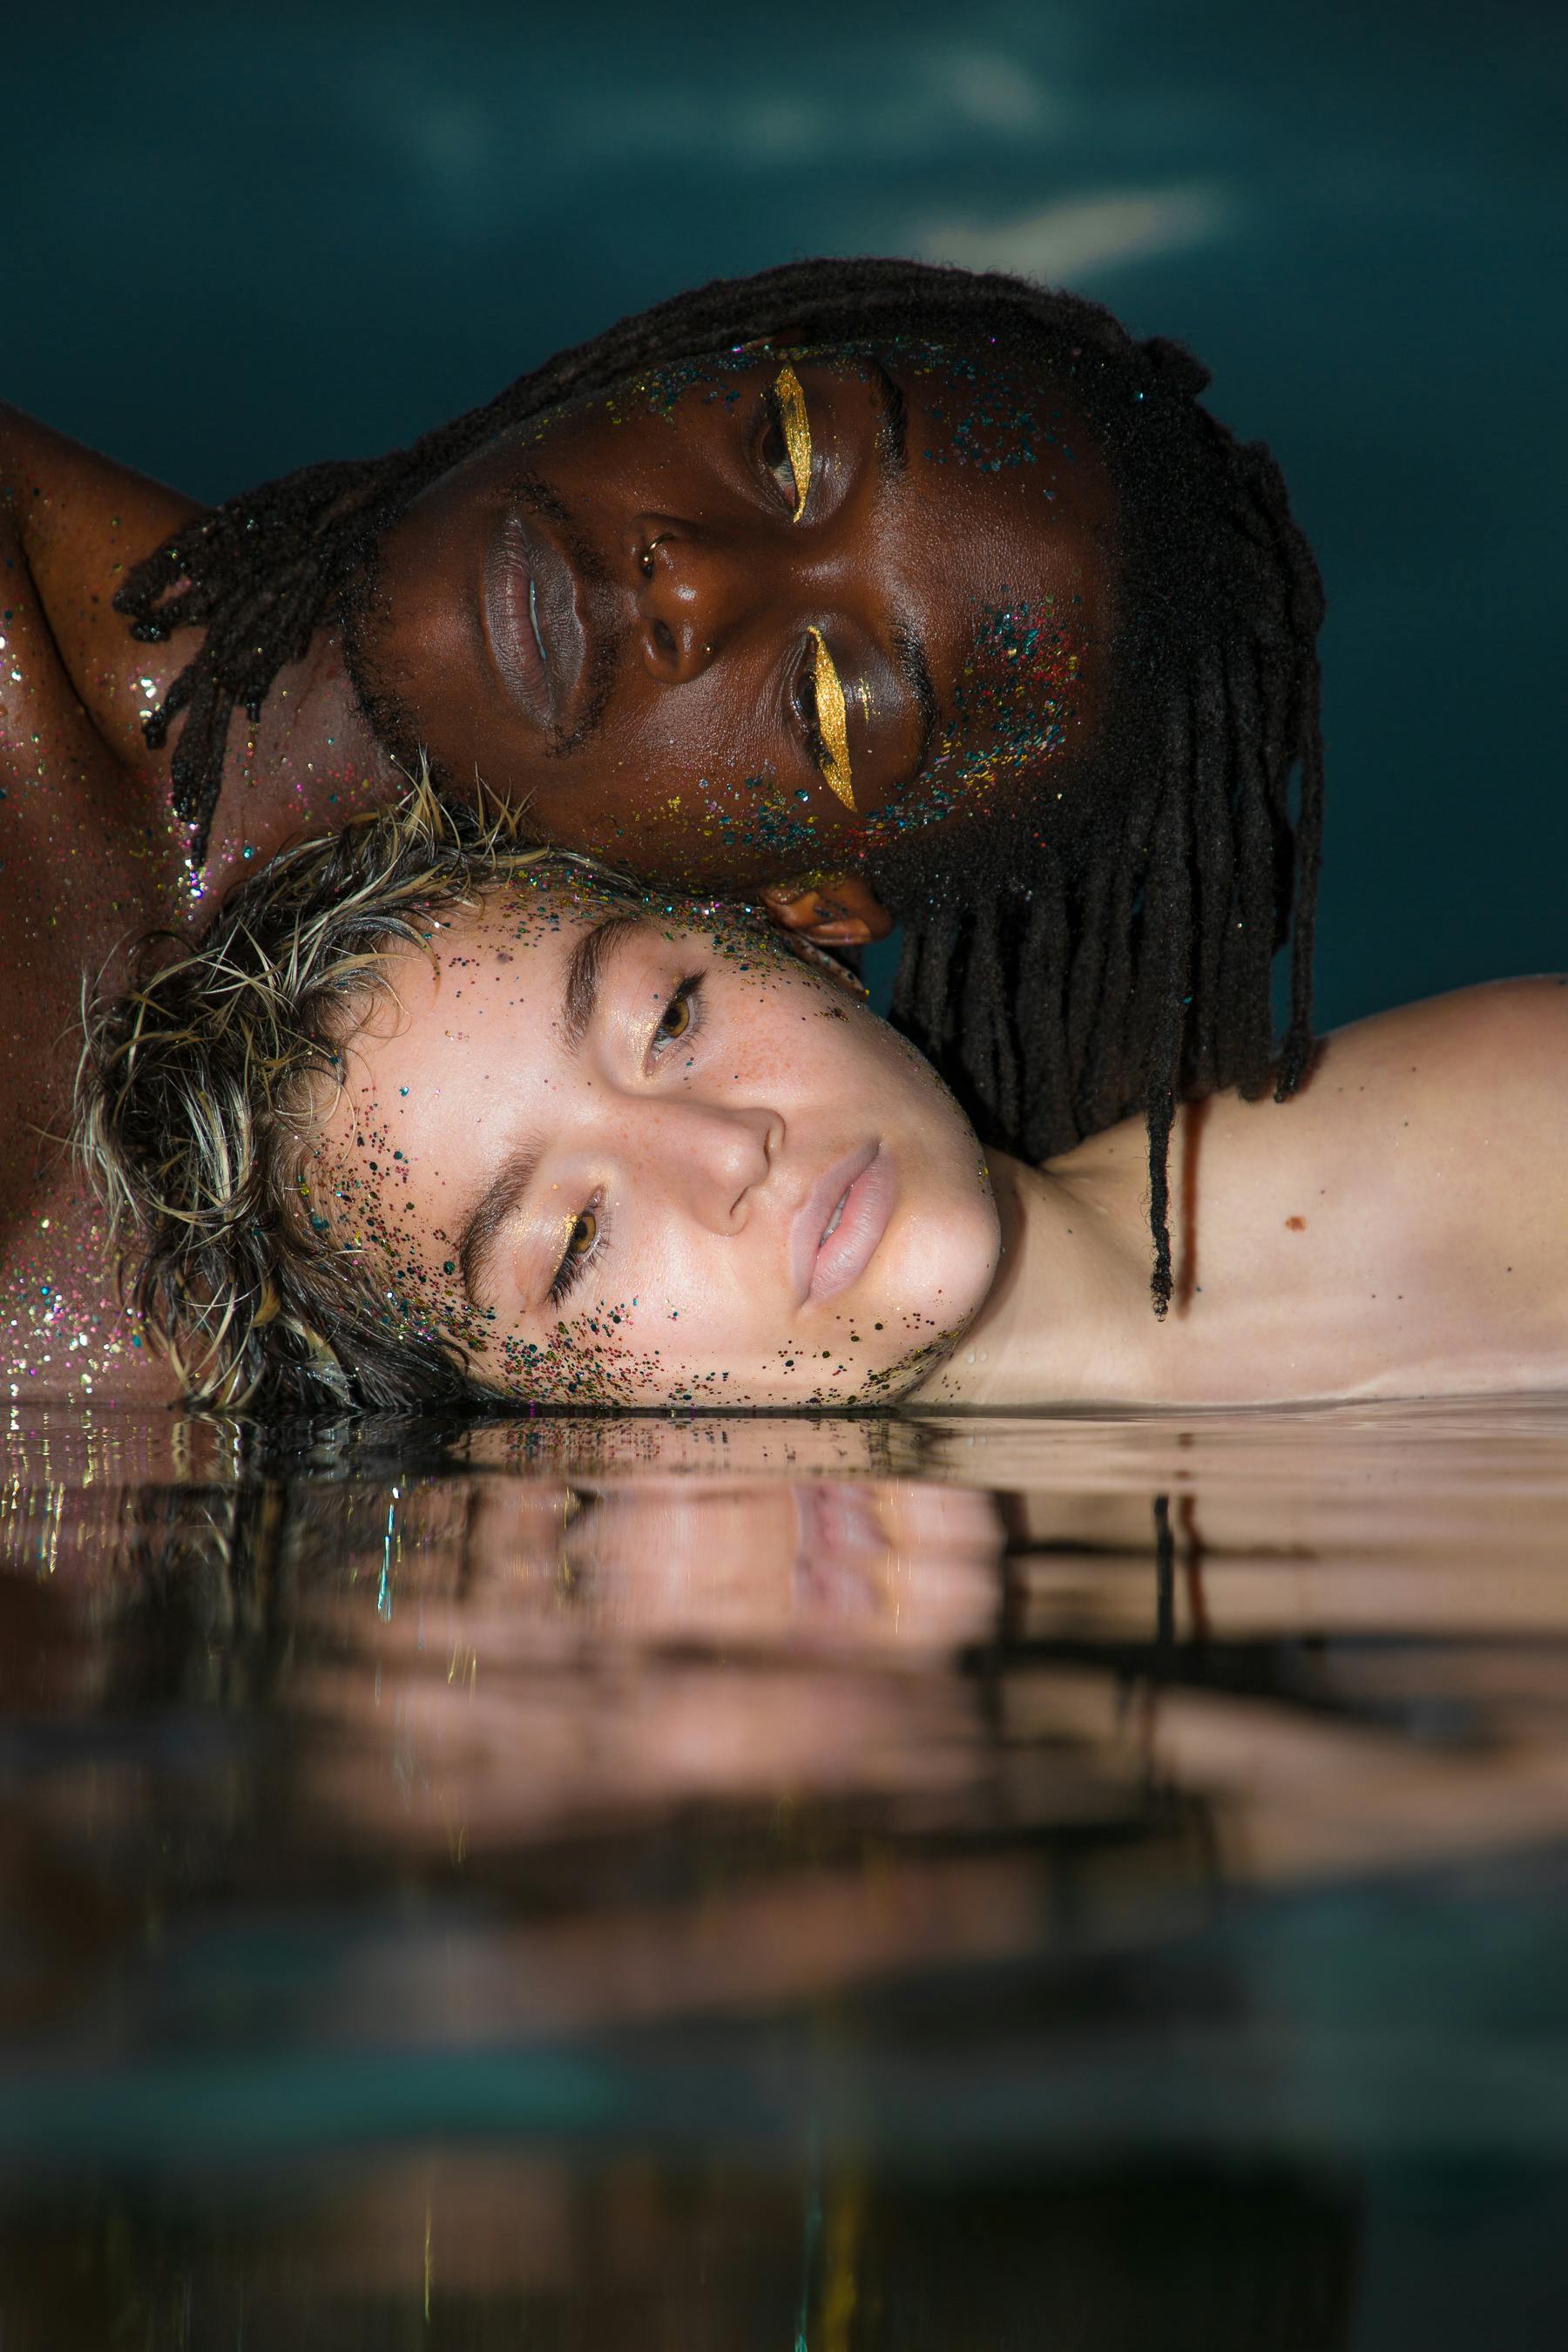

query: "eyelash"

left=793, top=651, right=832, bottom=778
left=545, top=974, right=707, bottom=1308
left=548, top=1202, right=605, bottom=1308
left=652, top=970, right=706, bottom=1057
left=758, top=383, right=807, bottom=516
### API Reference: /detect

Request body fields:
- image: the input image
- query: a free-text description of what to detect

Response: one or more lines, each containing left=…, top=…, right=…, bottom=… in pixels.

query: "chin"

left=886, top=1177, right=1002, bottom=1330
left=745, top=1202, right=997, bottom=1412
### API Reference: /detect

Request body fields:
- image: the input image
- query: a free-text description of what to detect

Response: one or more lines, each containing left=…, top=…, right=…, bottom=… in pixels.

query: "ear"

left=759, top=875, right=895, bottom=948
left=774, top=931, right=870, bottom=1001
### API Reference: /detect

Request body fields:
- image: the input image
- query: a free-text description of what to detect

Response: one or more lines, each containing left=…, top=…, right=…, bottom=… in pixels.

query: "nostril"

left=652, top=618, right=677, bottom=660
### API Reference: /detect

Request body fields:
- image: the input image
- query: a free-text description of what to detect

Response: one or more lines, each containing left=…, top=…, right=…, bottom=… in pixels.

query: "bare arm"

left=0, top=402, right=201, bottom=774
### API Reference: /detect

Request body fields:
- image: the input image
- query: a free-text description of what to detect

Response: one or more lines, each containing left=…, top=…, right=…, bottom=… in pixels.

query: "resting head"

left=120, top=255, right=1316, bottom=929
left=343, top=327, right=1116, bottom=926
left=78, top=788, right=1000, bottom=1413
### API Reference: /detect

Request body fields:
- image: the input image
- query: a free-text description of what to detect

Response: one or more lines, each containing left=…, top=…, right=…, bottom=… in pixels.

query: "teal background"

left=13, top=0, right=1565, bottom=1027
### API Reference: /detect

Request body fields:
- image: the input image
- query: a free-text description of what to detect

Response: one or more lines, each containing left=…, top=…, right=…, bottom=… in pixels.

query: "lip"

left=791, top=1142, right=896, bottom=1307
left=483, top=509, right=591, bottom=733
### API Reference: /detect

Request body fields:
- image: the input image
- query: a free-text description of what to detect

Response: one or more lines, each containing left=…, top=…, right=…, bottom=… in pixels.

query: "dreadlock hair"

left=75, top=780, right=636, bottom=1415
left=114, top=256, right=1325, bottom=1309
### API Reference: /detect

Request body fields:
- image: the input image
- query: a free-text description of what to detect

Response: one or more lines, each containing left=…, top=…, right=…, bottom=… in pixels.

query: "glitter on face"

left=301, top=876, right=994, bottom=1413
left=1, top=329, right=1095, bottom=1402
left=672, top=593, right=1084, bottom=879
left=773, top=361, right=814, bottom=521
left=382, top=334, right=1101, bottom=893
left=805, top=628, right=855, bottom=810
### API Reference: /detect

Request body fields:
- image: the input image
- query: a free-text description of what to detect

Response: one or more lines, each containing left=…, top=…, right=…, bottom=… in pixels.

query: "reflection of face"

left=309, top=885, right=1000, bottom=1406
left=534, top=1477, right=1004, bottom=1647
left=298, top=1473, right=1007, bottom=1871
left=352, top=342, right=1113, bottom=887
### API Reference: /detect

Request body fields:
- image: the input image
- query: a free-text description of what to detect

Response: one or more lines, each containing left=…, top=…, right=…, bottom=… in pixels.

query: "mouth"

left=792, top=1143, right=896, bottom=1307
left=483, top=508, right=591, bottom=735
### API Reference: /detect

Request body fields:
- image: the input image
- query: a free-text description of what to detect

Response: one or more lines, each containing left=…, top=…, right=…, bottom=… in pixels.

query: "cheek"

left=612, top=1228, right=983, bottom=1409
left=883, top=1181, right=1000, bottom=1327
left=527, top=1225, right=959, bottom=1410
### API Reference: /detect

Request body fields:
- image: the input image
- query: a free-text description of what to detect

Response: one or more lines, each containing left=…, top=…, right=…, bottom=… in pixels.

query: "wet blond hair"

left=76, top=778, right=629, bottom=1412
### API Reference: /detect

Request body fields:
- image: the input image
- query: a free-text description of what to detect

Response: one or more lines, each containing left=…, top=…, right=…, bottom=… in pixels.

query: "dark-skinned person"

left=78, top=794, right=1565, bottom=1419
left=6, top=256, right=1321, bottom=1396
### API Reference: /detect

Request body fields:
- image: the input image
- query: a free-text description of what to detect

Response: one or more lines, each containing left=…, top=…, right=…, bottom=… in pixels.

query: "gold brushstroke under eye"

left=807, top=627, right=855, bottom=810
left=774, top=362, right=813, bottom=521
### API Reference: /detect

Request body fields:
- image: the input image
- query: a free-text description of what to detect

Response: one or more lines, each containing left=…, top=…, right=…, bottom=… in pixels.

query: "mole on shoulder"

left=1285, top=1215, right=1307, bottom=1231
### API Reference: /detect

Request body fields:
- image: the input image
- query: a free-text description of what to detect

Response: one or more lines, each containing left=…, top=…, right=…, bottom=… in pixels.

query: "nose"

left=634, top=1096, right=781, bottom=1231
left=630, top=513, right=788, bottom=685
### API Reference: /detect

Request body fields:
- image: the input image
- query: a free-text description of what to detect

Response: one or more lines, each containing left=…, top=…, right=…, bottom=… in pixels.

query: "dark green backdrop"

left=13, top=0, right=1564, bottom=1025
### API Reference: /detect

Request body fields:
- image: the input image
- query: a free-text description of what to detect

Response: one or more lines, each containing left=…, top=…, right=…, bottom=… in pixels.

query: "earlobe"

left=760, top=875, right=895, bottom=947
left=774, top=931, right=870, bottom=1000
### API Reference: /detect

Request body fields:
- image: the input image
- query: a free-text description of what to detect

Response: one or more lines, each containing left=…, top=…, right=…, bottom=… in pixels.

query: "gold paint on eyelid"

left=807, top=627, right=855, bottom=810
left=774, top=362, right=812, bottom=521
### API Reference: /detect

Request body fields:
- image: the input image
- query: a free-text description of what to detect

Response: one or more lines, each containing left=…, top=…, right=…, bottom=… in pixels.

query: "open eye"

left=548, top=1205, right=604, bottom=1307
left=652, top=973, right=705, bottom=1052
left=760, top=363, right=813, bottom=520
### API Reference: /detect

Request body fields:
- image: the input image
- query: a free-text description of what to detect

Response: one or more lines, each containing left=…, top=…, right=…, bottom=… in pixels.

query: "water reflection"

left=3, top=1399, right=1568, bottom=2344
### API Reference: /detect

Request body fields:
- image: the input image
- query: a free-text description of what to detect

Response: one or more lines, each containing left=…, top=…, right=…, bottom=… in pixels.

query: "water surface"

left=3, top=1396, right=1568, bottom=2346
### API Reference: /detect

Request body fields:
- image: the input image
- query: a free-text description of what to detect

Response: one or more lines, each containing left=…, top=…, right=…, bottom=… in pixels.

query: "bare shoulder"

left=0, top=403, right=203, bottom=773
left=1311, top=978, right=1568, bottom=1114
left=0, top=402, right=199, bottom=553
left=1179, top=977, right=1568, bottom=1276
left=1313, top=980, right=1568, bottom=1294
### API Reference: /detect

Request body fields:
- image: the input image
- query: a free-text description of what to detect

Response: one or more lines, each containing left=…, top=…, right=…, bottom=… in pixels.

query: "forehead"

left=321, top=885, right=598, bottom=1107
left=510, top=329, right=1112, bottom=494
left=308, top=889, right=606, bottom=1286
left=335, top=876, right=800, bottom=1090
left=903, top=344, right=1118, bottom=607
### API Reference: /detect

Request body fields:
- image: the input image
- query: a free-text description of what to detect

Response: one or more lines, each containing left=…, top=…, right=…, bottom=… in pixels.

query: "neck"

left=913, top=1142, right=1157, bottom=1407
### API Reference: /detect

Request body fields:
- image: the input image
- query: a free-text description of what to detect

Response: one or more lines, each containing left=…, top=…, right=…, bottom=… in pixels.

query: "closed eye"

left=796, top=632, right=855, bottom=811
left=794, top=651, right=828, bottom=772
left=759, top=363, right=813, bottom=520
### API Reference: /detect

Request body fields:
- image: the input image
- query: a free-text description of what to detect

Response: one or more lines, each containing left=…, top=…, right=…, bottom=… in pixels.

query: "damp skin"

left=0, top=405, right=403, bottom=1400
left=307, top=885, right=1001, bottom=1409
left=0, top=430, right=187, bottom=1397
left=355, top=340, right=1115, bottom=892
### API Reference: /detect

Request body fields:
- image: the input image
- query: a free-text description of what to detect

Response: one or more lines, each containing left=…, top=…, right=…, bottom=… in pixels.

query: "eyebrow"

left=454, top=909, right=644, bottom=1307
left=457, top=1136, right=542, bottom=1308
left=890, top=618, right=940, bottom=776
left=561, top=910, right=643, bottom=1055
left=863, top=357, right=908, bottom=478
left=856, top=361, right=936, bottom=781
